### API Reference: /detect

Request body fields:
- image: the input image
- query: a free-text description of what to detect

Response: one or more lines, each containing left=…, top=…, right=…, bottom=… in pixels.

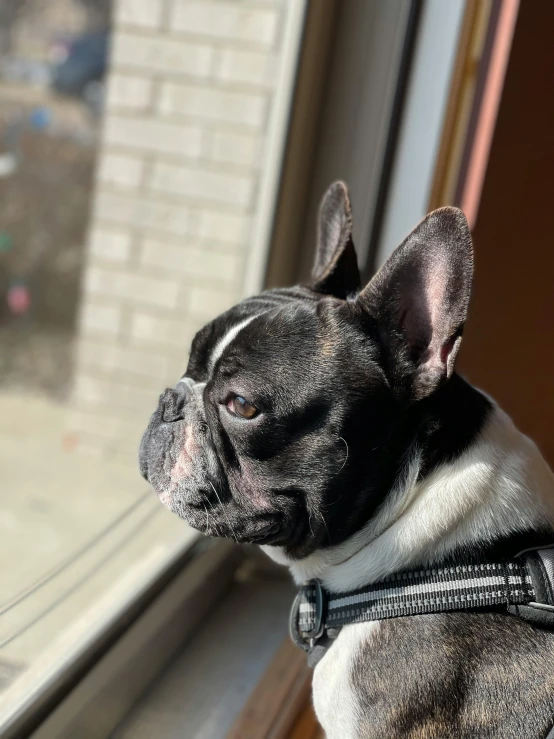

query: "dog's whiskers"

left=206, top=498, right=222, bottom=537
left=202, top=502, right=210, bottom=534
left=319, top=510, right=330, bottom=543
left=209, top=480, right=239, bottom=544
left=338, top=436, right=349, bottom=474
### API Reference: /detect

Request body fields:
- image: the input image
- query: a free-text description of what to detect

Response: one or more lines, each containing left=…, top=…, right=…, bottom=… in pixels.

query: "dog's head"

left=139, top=182, right=473, bottom=559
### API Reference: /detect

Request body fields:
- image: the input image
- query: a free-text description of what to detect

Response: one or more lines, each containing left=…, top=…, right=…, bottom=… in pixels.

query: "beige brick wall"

left=70, top=0, right=298, bottom=462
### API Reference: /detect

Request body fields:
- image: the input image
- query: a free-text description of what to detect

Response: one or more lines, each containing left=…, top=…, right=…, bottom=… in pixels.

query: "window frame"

left=1, top=537, right=241, bottom=738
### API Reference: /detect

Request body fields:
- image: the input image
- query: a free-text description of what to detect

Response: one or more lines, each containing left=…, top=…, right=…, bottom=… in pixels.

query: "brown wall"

left=458, top=1, right=554, bottom=465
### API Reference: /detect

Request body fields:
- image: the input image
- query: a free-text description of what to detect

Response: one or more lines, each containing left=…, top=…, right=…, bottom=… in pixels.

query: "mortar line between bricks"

left=100, top=143, right=260, bottom=177
left=85, top=258, right=243, bottom=290
left=114, top=25, right=280, bottom=53
left=106, top=108, right=268, bottom=133
left=87, top=226, right=246, bottom=256
left=149, top=76, right=164, bottom=115
left=159, top=0, right=173, bottom=32
left=89, top=217, right=245, bottom=249
left=110, top=63, right=274, bottom=94
left=104, top=116, right=266, bottom=144
left=97, top=183, right=255, bottom=214
left=138, top=155, right=156, bottom=191
left=110, top=86, right=273, bottom=111
left=110, top=51, right=271, bottom=82
left=143, top=155, right=258, bottom=182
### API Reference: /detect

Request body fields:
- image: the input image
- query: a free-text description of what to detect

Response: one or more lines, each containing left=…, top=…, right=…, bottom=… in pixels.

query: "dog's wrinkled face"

left=140, top=182, right=473, bottom=559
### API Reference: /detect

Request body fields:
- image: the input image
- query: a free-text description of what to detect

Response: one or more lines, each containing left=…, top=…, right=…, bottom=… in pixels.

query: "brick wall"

left=69, top=0, right=296, bottom=462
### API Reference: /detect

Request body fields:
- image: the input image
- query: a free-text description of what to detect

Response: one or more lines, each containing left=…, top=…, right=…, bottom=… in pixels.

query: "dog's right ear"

left=310, top=181, right=361, bottom=299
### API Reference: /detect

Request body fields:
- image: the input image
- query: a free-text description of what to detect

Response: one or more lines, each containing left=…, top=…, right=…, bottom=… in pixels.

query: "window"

left=0, top=0, right=305, bottom=733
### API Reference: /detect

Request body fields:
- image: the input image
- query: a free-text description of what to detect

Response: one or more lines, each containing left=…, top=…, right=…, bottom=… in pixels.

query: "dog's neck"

left=263, top=401, right=554, bottom=592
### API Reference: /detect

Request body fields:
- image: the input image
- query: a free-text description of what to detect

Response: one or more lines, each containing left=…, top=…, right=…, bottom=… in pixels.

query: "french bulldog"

left=140, top=182, right=554, bottom=738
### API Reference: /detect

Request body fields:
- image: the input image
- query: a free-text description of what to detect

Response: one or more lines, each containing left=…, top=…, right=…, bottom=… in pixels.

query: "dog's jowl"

left=140, top=182, right=554, bottom=739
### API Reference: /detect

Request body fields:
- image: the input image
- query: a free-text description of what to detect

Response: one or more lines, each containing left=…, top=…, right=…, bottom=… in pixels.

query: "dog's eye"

left=227, top=395, right=258, bottom=419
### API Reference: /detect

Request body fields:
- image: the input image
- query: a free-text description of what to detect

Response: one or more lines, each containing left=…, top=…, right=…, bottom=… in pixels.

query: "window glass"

left=0, top=0, right=298, bottom=718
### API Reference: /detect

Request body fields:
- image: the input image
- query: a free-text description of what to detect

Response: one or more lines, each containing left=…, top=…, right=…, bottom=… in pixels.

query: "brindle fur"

left=353, top=612, right=554, bottom=738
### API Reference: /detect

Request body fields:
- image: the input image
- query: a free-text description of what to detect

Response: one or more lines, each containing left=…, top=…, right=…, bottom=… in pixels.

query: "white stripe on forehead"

left=208, top=315, right=258, bottom=373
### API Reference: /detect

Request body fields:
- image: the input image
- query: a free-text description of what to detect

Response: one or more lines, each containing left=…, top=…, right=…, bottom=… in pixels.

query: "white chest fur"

left=312, top=621, right=379, bottom=739
left=263, top=405, right=554, bottom=734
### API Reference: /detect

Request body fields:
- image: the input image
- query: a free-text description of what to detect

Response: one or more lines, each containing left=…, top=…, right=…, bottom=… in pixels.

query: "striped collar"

left=290, top=547, right=554, bottom=664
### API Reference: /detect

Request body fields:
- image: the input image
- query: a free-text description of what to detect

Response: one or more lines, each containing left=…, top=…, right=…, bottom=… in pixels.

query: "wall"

left=68, top=0, right=298, bottom=462
left=458, top=0, right=554, bottom=467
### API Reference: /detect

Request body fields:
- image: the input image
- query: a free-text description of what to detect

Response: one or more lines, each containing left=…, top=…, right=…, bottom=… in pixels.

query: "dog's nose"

left=159, top=385, right=189, bottom=423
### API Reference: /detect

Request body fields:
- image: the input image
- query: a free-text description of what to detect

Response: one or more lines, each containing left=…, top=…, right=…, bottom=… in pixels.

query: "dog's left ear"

left=360, top=207, right=473, bottom=400
left=310, top=181, right=361, bottom=298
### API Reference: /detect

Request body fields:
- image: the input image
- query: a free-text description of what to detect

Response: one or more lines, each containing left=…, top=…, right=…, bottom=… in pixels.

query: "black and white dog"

left=140, top=182, right=554, bottom=738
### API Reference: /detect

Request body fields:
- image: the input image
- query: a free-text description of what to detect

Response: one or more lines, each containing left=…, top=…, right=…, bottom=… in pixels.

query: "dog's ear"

left=360, top=207, right=473, bottom=400
left=310, top=181, right=361, bottom=298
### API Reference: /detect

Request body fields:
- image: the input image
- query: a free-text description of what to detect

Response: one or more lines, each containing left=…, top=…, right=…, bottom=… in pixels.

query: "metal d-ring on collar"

left=290, top=579, right=325, bottom=651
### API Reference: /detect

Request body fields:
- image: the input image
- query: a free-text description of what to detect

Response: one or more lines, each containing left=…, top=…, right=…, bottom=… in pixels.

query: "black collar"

left=290, top=547, right=554, bottom=667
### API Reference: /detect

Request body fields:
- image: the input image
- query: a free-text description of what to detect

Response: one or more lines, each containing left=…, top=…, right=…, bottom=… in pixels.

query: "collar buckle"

left=289, top=579, right=325, bottom=651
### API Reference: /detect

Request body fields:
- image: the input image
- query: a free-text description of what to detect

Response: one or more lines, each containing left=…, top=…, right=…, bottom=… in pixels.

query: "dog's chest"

left=312, top=621, right=379, bottom=739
